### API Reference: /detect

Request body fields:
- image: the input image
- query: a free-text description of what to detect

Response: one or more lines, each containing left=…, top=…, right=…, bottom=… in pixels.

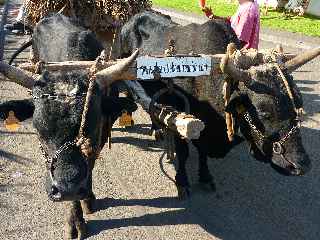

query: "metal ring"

left=273, top=142, right=284, bottom=155
left=149, top=88, right=169, bottom=129
left=149, top=80, right=191, bottom=129
left=172, top=88, right=190, bottom=114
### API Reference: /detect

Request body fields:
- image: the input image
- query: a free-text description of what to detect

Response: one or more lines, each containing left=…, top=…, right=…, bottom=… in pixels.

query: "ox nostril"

left=79, top=188, right=86, bottom=195
left=51, top=186, right=59, bottom=196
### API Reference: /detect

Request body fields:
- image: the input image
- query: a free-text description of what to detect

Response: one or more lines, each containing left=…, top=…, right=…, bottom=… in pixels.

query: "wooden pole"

left=124, top=80, right=205, bottom=140
left=18, top=53, right=296, bottom=73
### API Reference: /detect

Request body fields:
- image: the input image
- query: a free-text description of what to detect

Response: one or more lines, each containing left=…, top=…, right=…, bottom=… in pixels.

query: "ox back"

left=120, top=11, right=311, bottom=184
left=121, top=11, right=242, bottom=158
left=33, top=14, right=103, bottom=62
left=3, top=14, right=137, bottom=202
left=0, top=12, right=139, bottom=239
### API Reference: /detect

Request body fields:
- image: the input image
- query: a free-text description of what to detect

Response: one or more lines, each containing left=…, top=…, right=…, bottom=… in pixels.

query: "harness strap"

left=221, top=43, right=237, bottom=142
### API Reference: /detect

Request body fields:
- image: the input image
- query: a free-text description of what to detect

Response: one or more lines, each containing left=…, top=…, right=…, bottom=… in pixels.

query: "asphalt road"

left=1, top=3, right=320, bottom=240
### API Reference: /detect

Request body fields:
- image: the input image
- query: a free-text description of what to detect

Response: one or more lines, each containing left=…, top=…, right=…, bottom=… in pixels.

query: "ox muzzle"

left=44, top=142, right=91, bottom=202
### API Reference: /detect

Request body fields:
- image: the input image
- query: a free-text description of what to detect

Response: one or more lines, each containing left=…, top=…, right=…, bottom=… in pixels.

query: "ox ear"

left=225, top=93, right=249, bottom=115
left=102, top=96, right=138, bottom=120
left=0, top=99, right=35, bottom=122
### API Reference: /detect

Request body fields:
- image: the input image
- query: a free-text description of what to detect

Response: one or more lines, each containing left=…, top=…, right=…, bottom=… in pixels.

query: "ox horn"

left=224, top=61, right=252, bottom=83
left=95, top=49, right=139, bottom=88
left=284, top=47, right=320, bottom=73
left=0, top=61, right=40, bottom=89
left=221, top=44, right=252, bottom=83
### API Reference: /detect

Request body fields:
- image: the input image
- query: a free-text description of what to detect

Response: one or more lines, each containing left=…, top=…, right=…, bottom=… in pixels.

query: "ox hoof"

left=64, top=220, right=87, bottom=240
left=64, top=225, right=77, bottom=239
left=64, top=222, right=87, bottom=240
left=177, top=186, right=191, bottom=200
left=167, top=158, right=175, bottom=164
left=200, top=181, right=216, bottom=192
left=154, top=130, right=164, bottom=142
left=64, top=224, right=77, bottom=239
left=76, top=222, right=87, bottom=240
left=81, top=197, right=96, bottom=215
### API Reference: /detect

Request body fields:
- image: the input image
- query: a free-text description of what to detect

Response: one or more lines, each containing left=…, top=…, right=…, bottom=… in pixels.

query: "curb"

left=154, top=7, right=319, bottom=50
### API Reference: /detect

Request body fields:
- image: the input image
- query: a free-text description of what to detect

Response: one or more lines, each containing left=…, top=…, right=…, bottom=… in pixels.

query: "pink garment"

left=230, top=0, right=260, bottom=49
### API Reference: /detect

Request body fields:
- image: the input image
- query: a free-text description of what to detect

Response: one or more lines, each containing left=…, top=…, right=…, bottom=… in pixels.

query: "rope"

left=78, top=77, right=96, bottom=137
left=220, top=43, right=237, bottom=142
left=274, top=63, right=304, bottom=118
left=267, top=46, right=305, bottom=119
left=76, top=55, right=104, bottom=157
left=105, top=30, right=118, bottom=149
left=76, top=74, right=96, bottom=158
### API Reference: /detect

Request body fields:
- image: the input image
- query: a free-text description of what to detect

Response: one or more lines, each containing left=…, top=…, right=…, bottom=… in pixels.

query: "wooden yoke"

left=18, top=55, right=206, bottom=140
left=16, top=51, right=297, bottom=140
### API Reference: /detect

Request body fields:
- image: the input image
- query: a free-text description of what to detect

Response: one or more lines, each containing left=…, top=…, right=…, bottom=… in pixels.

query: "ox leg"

left=64, top=201, right=86, bottom=240
left=81, top=160, right=96, bottom=215
left=80, top=173, right=96, bottom=215
left=174, top=136, right=190, bottom=199
left=198, top=150, right=216, bottom=192
left=150, top=122, right=164, bottom=142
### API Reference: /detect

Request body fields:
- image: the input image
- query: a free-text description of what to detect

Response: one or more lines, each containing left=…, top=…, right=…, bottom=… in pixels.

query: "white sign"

left=136, top=56, right=212, bottom=80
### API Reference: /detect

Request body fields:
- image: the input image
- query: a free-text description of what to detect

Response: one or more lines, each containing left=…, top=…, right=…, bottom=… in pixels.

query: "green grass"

left=152, top=0, right=320, bottom=37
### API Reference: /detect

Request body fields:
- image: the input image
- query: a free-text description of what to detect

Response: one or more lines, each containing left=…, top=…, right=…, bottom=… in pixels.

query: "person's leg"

left=16, top=4, right=26, bottom=22
left=5, top=2, right=32, bottom=34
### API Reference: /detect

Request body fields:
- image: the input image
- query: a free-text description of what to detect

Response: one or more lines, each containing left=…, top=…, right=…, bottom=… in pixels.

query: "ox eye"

left=259, top=112, right=272, bottom=120
left=34, top=80, right=47, bottom=87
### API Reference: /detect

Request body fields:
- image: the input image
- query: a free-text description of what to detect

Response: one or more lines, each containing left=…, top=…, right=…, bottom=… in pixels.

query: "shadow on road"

left=296, top=80, right=320, bottom=116
left=0, top=130, right=36, bottom=135
left=111, top=136, right=164, bottom=152
left=113, top=123, right=152, bottom=136
left=0, top=183, right=34, bottom=210
left=0, top=149, right=33, bottom=164
left=86, top=125, right=320, bottom=240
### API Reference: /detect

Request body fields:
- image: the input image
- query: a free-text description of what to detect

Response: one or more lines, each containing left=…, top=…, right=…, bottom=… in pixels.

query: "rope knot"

left=221, top=43, right=237, bottom=142
left=76, top=136, right=94, bottom=158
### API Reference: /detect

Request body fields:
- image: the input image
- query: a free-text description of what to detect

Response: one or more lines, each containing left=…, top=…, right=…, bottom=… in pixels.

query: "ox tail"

left=9, top=39, right=32, bottom=65
left=159, top=152, right=176, bottom=184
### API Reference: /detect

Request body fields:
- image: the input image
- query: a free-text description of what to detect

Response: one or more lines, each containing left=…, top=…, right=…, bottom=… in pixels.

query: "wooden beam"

left=18, top=52, right=296, bottom=75
left=152, top=105, right=205, bottom=140
left=124, top=80, right=205, bottom=140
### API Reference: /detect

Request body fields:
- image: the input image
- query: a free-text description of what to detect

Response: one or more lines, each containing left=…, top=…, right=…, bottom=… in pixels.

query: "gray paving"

left=0, top=3, right=320, bottom=240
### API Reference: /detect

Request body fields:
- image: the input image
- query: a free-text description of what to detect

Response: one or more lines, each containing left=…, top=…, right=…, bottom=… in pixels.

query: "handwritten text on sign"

left=136, top=56, right=212, bottom=80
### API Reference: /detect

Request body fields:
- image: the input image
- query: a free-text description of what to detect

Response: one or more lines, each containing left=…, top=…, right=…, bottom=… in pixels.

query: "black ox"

left=119, top=11, right=317, bottom=196
left=1, top=10, right=318, bottom=239
left=0, top=14, right=138, bottom=239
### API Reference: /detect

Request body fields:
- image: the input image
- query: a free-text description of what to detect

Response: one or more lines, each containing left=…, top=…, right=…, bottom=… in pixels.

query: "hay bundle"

left=24, top=0, right=152, bottom=30
left=25, top=0, right=69, bottom=24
